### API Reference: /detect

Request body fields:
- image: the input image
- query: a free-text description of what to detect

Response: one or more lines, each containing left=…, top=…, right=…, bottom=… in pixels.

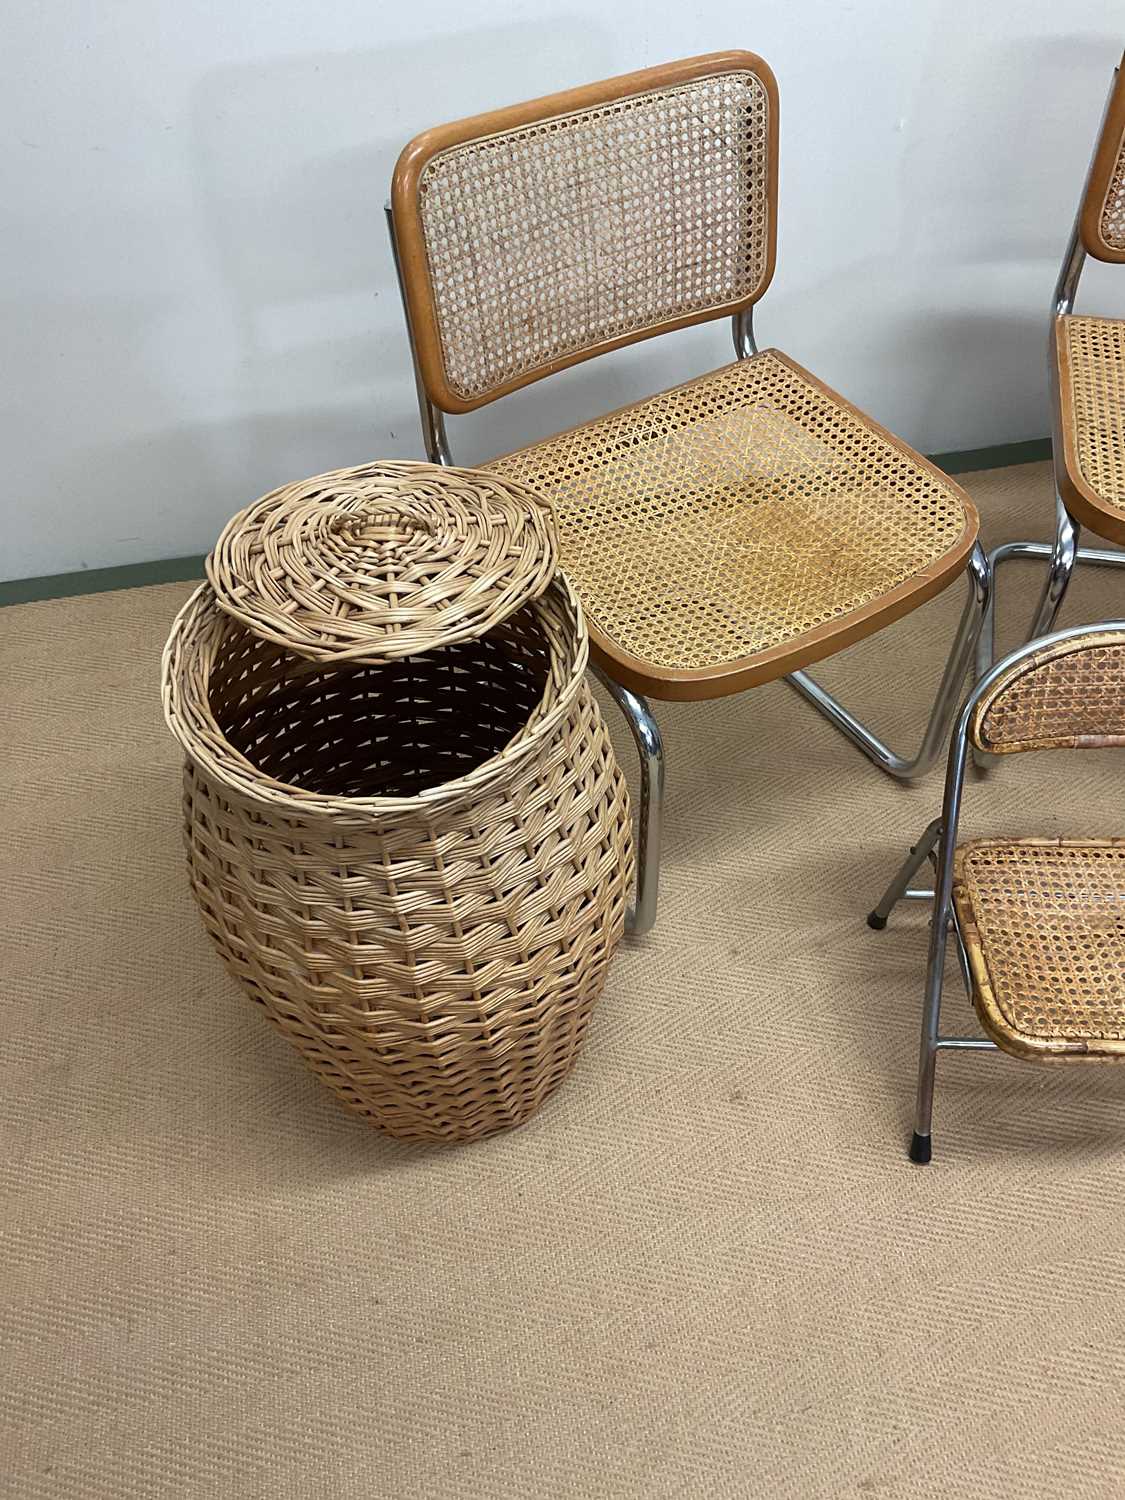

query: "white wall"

left=3, top=1, right=1122, bottom=579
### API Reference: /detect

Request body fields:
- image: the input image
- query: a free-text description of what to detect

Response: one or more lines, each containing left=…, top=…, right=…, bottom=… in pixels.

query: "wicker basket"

left=161, top=461, right=633, bottom=1143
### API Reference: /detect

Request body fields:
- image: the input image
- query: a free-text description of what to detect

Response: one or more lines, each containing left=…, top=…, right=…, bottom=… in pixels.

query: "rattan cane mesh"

left=971, top=631, right=1125, bottom=753
left=1097, top=126, right=1125, bottom=253
left=207, top=461, right=557, bottom=663
left=486, top=352, right=972, bottom=674
left=416, top=70, right=772, bottom=402
left=953, top=839, right=1125, bottom=1058
left=163, top=579, right=633, bottom=1142
left=1059, top=316, right=1125, bottom=517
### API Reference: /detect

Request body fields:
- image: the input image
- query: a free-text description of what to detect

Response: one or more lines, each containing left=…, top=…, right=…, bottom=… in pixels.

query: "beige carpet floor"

left=3, top=459, right=1125, bottom=1498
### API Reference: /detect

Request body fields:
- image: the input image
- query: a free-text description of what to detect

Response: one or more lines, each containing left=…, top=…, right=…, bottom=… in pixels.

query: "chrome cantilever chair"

left=387, top=51, right=988, bottom=935
left=977, top=55, right=1125, bottom=683
left=870, top=622, right=1125, bottom=1164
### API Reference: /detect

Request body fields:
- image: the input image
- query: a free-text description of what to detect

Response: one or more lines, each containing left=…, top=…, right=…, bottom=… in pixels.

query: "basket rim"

left=161, top=571, right=590, bottom=820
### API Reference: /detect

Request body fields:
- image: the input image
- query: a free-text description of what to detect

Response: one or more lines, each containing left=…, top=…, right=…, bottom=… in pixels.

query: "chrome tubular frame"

left=785, top=542, right=991, bottom=780
left=730, top=320, right=993, bottom=783
left=865, top=817, right=941, bottom=929
left=732, top=305, right=758, bottom=360
left=385, top=204, right=452, bottom=467
left=590, top=664, right=665, bottom=936
left=867, top=619, right=1125, bottom=1163
left=975, top=70, right=1125, bottom=699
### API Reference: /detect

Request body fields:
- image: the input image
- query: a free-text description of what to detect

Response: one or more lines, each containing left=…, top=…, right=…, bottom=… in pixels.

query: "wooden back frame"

left=1080, top=55, right=1125, bottom=263
left=391, top=51, right=779, bottom=415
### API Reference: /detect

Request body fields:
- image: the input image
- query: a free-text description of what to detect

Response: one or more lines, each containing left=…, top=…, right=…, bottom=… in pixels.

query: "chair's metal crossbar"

left=786, top=537, right=989, bottom=782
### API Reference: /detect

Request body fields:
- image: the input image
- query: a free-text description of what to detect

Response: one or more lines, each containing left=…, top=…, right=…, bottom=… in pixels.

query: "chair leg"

left=975, top=497, right=1098, bottom=681
left=866, top=817, right=954, bottom=1160
left=786, top=542, right=991, bottom=781
left=973, top=562, right=999, bottom=689
left=591, top=665, right=665, bottom=937
left=867, top=818, right=941, bottom=930
left=910, top=920, right=950, bottom=1164
left=1027, top=498, right=1082, bottom=640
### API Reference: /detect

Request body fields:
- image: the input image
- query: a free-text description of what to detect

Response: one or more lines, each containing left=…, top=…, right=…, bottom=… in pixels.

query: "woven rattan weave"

left=392, top=52, right=779, bottom=413
left=486, top=351, right=976, bottom=698
left=953, top=839, right=1125, bottom=1060
left=413, top=70, right=771, bottom=405
left=971, top=629, right=1125, bottom=754
left=207, top=460, right=558, bottom=663
left=163, top=463, right=633, bottom=1143
left=1080, top=54, right=1125, bottom=261
left=1055, top=315, right=1125, bottom=544
left=1097, top=143, right=1125, bottom=253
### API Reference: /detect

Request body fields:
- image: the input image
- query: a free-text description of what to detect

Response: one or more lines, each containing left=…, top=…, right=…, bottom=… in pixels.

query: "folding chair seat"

left=954, top=837, right=1125, bottom=1059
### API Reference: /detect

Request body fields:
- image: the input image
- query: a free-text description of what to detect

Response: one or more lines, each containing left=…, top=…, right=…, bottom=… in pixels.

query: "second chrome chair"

left=388, top=50, right=988, bottom=933
left=978, top=54, right=1125, bottom=683
left=870, top=622, right=1125, bottom=1163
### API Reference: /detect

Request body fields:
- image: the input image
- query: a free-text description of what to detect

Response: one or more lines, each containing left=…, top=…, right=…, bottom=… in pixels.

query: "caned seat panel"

left=485, top=351, right=978, bottom=700
left=953, top=839, right=1125, bottom=1060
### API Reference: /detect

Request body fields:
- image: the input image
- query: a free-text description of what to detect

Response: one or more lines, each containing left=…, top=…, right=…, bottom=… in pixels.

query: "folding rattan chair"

left=387, top=51, right=988, bottom=934
left=977, top=55, right=1125, bottom=685
left=870, top=621, right=1125, bottom=1163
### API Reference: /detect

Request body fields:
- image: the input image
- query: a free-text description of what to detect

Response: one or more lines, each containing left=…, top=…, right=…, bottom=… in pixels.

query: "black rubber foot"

left=909, top=1131, right=933, bottom=1164
left=867, top=911, right=887, bottom=930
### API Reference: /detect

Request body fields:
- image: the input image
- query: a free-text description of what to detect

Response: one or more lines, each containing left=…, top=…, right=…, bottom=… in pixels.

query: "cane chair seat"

left=1054, top=315, right=1125, bottom=546
left=486, top=350, right=978, bottom=700
left=953, top=838, right=1125, bottom=1061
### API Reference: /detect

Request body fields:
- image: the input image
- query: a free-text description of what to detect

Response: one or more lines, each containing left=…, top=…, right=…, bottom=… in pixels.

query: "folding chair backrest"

left=391, top=52, right=778, bottom=413
left=1080, top=56, right=1125, bottom=262
left=970, top=629, right=1125, bottom=754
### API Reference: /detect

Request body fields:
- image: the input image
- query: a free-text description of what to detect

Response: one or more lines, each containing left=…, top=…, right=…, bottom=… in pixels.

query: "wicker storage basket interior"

left=162, top=462, right=633, bottom=1143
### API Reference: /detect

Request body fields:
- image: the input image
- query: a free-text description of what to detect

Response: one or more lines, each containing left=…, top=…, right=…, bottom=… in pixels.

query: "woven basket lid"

left=206, top=460, right=559, bottom=662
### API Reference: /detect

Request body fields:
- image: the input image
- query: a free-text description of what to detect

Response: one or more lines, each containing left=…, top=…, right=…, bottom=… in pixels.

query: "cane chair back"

left=391, top=52, right=778, bottom=413
left=969, top=628, right=1125, bottom=754
left=1080, top=55, right=1125, bottom=262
